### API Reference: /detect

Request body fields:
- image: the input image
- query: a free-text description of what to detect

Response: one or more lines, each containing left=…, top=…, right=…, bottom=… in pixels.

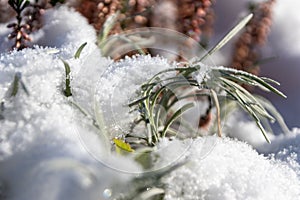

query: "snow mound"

left=159, top=137, right=300, bottom=200
left=0, top=6, right=96, bottom=56
left=256, top=128, right=300, bottom=178
left=0, top=47, right=139, bottom=200
left=0, top=8, right=139, bottom=198
left=34, top=6, right=96, bottom=54
left=95, top=55, right=177, bottom=138
left=0, top=132, right=139, bottom=200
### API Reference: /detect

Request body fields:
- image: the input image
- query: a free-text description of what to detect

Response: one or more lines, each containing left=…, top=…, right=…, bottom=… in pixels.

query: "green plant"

left=126, top=14, right=286, bottom=145
left=0, top=72, right=29, bottom=120
left=61, top=59, right=72, bottom=97
left=61, top=42, right=88, bottom=97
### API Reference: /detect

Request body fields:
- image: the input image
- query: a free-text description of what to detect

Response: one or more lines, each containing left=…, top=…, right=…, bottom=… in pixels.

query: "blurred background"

left=213, top=0, right=300, bottom=129
left=69, top=0, right=300, bottom=130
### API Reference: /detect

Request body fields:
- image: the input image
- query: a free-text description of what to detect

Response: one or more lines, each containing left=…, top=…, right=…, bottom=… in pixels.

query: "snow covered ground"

left=0, top=4, right=300, bottom=200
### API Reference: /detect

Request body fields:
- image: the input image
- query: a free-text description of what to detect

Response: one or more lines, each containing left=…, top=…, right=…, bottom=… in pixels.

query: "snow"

left=159, top=136, right=300, bottom=200
left=0, top=7, right=140, bottom=200
left=95, top=55, right=177, bottom=138
left=0, top=3, right=300, bottom=200
left=192, top=62, right=211, bottom=86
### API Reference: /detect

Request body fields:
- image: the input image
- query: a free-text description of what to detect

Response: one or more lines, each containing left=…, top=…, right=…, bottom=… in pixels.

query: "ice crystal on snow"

left=159, top=137, right=300, bottom=200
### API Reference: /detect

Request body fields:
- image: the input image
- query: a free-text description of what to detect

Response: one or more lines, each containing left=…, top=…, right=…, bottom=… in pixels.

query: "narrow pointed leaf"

left=196, top=13, right=253, bottom=62
left=74, top=42, right=87, bottom=59
left=10, top=73, right=21, bottom=97
left=162, top=102, right=194, bottom=137
left=61, top=59, right=72, bottom=97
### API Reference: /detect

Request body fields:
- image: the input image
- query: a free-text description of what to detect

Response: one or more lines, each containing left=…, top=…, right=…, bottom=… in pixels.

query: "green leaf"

left=20, top=0, right=30, bottom=11
left=74, top=42, right=87, bottom=59
left=61, top=59, right=72, bottom=97
left=256, top=119, right=271, bottom=143
left=214, top=67, right=286, bottom=98
left=114, top=138, right=135, bottom=153
left=162, top=102, right=194, bottom=137
left=128, top=95, right=150, bottom=107
left=10, top=73, right=20, bottom=97
left=98, top=12, right=120, bottom=47
left=218, top=77, right=271, bottom=143
left=255, top=95, right=290, bottom=134
left=196, top=13, right=253, bottom=63
left=0, top=101, right=4, bottom=120
left=219, top=77, right=274, bottom=120
left=20, top=80, right=29, bottom=96
left=5, top=72, right=29, bottom=98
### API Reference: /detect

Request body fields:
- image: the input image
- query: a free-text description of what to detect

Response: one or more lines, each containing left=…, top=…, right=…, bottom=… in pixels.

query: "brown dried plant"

left=7, top=0, right=56, bottom=51
left=177, top=0, right=215, bottom=44
left=71, top=0, right=122, bottom=33
left=7, top=0, right=32, bottom=50
left=230, top=0, right=276, bottom=76
left=71, top=0, right=215, bottom=45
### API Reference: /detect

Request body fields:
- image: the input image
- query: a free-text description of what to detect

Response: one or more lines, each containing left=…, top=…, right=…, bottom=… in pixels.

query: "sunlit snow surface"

left=160, top=137, right=300, bottom=200
left=0, top=5, right=300, bottom=200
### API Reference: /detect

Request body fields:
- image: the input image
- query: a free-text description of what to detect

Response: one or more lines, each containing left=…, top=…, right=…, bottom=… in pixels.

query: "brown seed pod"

left=230, top=0, right=276, bottom=77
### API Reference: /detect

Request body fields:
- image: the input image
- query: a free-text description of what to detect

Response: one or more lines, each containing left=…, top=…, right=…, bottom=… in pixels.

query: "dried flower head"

left=7, top=0, right=32, bottom=50
left=178, top=0, right=215, bottom=44
left=72, top=0, right=122, bottom=33
left=71, top=0, right=215, bottom=45
left=6, top=0, right=55, bottom=51
left=230, top=0, right=276, bottom=76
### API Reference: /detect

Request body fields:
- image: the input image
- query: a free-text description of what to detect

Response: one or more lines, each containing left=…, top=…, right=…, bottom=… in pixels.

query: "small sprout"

left=74, top=42, right=87, bottom=59
left=0, top=72, right=29, bottom=120
left=0, top=102, right=5, bottom=120
left=10, top=72, right=21, bottom=97
left=7, top=72, right=29, bottom=97
left=61, top=59, right=72, bottom=97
